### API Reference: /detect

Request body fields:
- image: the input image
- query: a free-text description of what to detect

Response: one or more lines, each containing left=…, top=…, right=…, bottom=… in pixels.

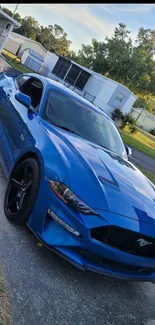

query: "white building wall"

left=83, top=74, right=116, bottom=101
left=9, top=32, right=24, bottom=44
left=132, top=109, right=155, bottom=131
left=18, top=39, right=47, bottom=58
left=93, top=98, right=114, bottom=115
left=0, top=20, right=11, bottom=52
left=84, top=75, right=117, bottom=101
left=5, top=37, right=21, bottom=54
left=121, top=94, right=136, bottom=115
left=44, top=52, right=59, bottom=72
left=82, top=74, right=118, bottom=115
left=20, top=49, right=28, bottom=64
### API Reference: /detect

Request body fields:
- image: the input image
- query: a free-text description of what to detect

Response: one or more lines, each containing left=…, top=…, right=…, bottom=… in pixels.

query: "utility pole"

left=135, top=105, right=147, bottom=123
left=12, top=4, right=19, bottom=19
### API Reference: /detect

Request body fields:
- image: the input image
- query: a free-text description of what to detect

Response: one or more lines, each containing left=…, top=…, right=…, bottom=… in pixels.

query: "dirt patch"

left=0, top=269, right=12, bottom=325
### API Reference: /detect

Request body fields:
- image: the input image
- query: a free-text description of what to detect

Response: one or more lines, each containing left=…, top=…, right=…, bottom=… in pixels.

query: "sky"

left=1, top=3, right=155, bottom=52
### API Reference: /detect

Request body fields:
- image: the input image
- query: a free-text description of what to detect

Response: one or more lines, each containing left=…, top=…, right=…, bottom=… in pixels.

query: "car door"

left=0, top=75, right=35, bottom=176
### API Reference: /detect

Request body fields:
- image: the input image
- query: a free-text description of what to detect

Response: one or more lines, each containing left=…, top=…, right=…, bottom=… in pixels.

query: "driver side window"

left=16, top=75, right=30, bottom=89
left=16, top=75, right=43, bottom=111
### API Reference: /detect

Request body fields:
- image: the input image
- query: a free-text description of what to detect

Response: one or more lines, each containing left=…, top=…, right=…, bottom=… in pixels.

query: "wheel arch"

left=10, top=150, right=44, bottom=179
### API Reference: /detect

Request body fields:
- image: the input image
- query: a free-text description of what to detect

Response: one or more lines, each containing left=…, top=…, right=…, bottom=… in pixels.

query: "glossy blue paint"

left=15, top=91, right=31, bottom=108
left=0, top=72, right=155, bottom=281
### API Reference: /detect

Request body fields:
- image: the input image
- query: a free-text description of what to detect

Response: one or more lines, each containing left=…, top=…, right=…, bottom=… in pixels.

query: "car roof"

left=26, top=73, right=112, bottom=121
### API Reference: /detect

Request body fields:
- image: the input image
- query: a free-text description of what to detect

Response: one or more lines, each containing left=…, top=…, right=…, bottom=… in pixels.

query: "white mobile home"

left=132, top=108, right=155, bottom=132
left=39, top=51, right=59, bottom=76
left=40, top=54, right=136, bottom=116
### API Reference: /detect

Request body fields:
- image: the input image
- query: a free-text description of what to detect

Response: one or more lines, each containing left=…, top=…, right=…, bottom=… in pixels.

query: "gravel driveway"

left=0, top=165, right=155, bottom=325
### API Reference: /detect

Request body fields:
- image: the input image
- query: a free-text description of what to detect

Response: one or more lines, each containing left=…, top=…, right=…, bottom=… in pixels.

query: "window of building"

left=65, top=64, right=81, bottom=85
left=52, top=57, right=71, bottom=79
left=115, top=93, right=124, bottom=102
left=6, top=23, right=10, bottom=30
left=64, top=66, right=90, bottom=90
left=74, top=70, right=90, bottom=90
left=52, top=57, right=91, bottom=90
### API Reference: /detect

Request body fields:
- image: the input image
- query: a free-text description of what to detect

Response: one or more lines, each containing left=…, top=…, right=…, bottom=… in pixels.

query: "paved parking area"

left=0, top=164, right=155, bottom=325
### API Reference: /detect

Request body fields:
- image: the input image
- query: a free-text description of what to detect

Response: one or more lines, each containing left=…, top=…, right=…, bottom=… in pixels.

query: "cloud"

left=116, top=4, right=155, bottom=13
left=41, top=4, right=116, bottom=38
left=100, top=4, right=155, bottom=14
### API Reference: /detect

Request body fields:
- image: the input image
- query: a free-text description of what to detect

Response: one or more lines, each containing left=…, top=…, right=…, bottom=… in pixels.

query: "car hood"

left=43, top=122, right=155, bottom=224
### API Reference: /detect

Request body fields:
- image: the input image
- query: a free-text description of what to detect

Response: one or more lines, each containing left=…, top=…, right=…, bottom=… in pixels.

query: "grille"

left=91, top=226, right=155, bottom=258
left=75, top=248, right=155, bottom=274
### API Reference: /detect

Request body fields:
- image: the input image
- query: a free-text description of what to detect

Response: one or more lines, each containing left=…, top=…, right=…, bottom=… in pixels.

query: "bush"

left=129, top=125, right=137, bottom=134
left=111, top=108, right=124, bottom=121
left=150, top=128, right=155, bottom=136
left=121, top=113, right=136, bottom=128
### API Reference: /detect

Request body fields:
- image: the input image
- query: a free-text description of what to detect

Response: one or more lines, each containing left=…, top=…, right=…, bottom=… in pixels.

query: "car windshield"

left=44, top=89, right=127, bottom=158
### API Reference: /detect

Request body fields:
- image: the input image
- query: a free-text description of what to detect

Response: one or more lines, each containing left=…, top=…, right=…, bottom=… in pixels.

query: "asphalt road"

left=0, top=165, right=155, bottom=325
left=129, top=147, right=155, bottom=174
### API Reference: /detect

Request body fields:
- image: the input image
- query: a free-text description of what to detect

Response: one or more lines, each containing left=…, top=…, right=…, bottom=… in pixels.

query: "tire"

left=4, top=158, right=40, bottom=225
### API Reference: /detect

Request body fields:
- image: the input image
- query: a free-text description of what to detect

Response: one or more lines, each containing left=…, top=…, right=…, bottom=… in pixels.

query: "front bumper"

left=28, top=178, right=155, bottom=281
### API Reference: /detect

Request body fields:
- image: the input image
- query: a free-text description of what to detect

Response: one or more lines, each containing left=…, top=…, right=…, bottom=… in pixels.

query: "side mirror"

left=125, top=146, right=132, bottom=157
left=15, top=92, right=31, bottom=108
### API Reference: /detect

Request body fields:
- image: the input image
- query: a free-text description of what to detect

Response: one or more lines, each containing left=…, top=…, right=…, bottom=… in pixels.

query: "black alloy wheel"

left=4, top=158, right=40, bottom=225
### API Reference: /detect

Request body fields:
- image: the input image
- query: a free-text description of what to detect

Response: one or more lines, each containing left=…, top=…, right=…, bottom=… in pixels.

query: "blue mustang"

left=0, top=67, right=155, bottom=281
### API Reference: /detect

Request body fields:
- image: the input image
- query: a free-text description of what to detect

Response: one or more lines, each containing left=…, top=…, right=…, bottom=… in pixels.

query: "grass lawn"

left=119, top=129, right=155, bottom=159
left=139, top=168, right=155, bottom=184
left=138, top=127, right=155, bottom=140
left=5, top=58, right=34, bottom=74
left=2, top=49, right=34, bottom=74
left=0, top=269, right=11, bottom=325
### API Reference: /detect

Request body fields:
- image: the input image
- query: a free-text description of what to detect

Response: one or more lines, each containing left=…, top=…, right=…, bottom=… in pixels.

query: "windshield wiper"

left=51, top=122, right=77, bottom=135
left=97, top=143, right=109, bottom=151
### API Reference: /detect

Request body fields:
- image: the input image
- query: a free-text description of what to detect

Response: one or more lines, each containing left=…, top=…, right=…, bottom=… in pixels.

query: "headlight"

left=49, top=181, right=98, bottom=215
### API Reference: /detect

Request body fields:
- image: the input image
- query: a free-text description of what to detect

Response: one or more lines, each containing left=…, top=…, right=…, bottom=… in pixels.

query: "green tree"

left=36, top=24, right=71, bottom=55
left=105, top=23, right=133, bottom=82
left=16, top=16, right=40, bottom=40
left=75, top=38, right=108, bottom=74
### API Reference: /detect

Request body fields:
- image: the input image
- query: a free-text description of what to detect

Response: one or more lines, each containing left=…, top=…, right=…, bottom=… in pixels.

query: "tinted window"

left=52, top=58, right=91, bottom=90
left=43, top=89, right=127, bottom=158
left=16, top=75, right=30, bottom=89
left=16, top=75, right=43, bottom=110
left=74, top=70, right=90, bottom=90
left=65, top=64, right=81, bottom=85
left=52, top=57, right=71, bottom=79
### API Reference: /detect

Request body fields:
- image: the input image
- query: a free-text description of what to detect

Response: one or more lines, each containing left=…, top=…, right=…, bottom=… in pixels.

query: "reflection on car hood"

left=44, top=122, right=155, bottom=224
